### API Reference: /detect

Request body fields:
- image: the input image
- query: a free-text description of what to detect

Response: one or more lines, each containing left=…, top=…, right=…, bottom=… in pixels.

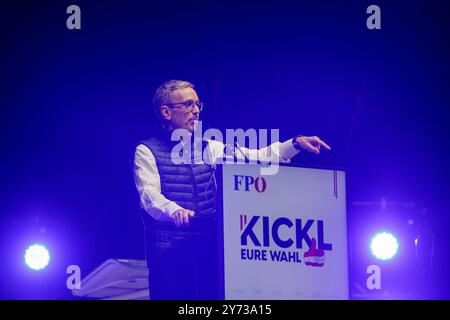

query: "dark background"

left=0, top=0, right=449, bottom=299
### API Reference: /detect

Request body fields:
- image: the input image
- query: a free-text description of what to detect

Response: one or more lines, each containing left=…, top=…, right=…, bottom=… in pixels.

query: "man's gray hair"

left=153, top=80, right=194, bottom=122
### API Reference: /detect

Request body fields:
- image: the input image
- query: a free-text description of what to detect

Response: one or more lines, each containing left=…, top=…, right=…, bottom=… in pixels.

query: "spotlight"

left=24, top=244, right=50, bottom=271
left=370, top=232, right=399, bottom=261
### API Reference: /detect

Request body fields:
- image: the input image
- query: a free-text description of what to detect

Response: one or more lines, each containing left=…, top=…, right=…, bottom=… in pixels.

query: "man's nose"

left=191, top=105, right=200, bottom=114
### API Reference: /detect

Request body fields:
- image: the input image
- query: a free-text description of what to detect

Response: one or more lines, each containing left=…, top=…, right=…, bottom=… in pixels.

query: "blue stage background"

left=0, top=0, right=449, bottom=299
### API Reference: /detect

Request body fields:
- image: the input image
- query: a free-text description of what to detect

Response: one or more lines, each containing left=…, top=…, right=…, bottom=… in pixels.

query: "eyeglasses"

left=166, top=100, right=204, bottom=112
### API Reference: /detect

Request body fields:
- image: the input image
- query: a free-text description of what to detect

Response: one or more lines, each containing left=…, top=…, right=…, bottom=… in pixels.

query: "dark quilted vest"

left=139, top=130, right=217, bottom=228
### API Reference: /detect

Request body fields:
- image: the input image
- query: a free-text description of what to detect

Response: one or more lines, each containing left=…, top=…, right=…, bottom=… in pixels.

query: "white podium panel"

left=221, top=164, right=348, bottom=299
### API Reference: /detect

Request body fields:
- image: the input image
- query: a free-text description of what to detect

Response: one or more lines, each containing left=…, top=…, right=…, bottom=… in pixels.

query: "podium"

left=73, top=163, right=348, bottom=300
left=217, top=163, right=348, bottom=299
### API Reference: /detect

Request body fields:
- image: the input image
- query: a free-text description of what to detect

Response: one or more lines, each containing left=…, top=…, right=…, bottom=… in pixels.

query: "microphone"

left=204, top=140, right=248, bottom=200
left=234, top=141, right=252, bottom=163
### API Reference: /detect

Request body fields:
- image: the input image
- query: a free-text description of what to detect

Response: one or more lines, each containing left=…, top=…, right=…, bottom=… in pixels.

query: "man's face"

left=161, top=87, right=200, bottom=133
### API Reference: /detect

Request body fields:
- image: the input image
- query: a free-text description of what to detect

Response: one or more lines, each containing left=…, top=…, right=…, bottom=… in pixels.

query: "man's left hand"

left=296, top=136, right=331, bottom=154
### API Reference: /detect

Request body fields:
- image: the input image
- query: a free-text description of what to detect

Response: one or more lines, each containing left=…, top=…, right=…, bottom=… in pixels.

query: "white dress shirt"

left=133, top=138, right=300, bottom=222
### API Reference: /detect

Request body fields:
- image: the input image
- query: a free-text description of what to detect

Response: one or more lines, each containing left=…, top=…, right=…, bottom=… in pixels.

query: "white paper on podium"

left=221, top=164, right=348, bottom=299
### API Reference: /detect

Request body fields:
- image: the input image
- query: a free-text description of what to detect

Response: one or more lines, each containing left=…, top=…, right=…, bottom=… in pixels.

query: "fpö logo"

left=239, top=215, right=332, bottom=267
left=233, top=175, right=267, bottom=193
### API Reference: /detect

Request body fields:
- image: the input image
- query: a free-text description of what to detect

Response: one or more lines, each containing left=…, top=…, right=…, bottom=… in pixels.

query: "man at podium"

left=133, top=79, right=331, bottom=299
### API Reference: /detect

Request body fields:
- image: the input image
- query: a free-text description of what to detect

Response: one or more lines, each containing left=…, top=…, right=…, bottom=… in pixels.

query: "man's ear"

left=160, top=105, right=172, bottom=121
